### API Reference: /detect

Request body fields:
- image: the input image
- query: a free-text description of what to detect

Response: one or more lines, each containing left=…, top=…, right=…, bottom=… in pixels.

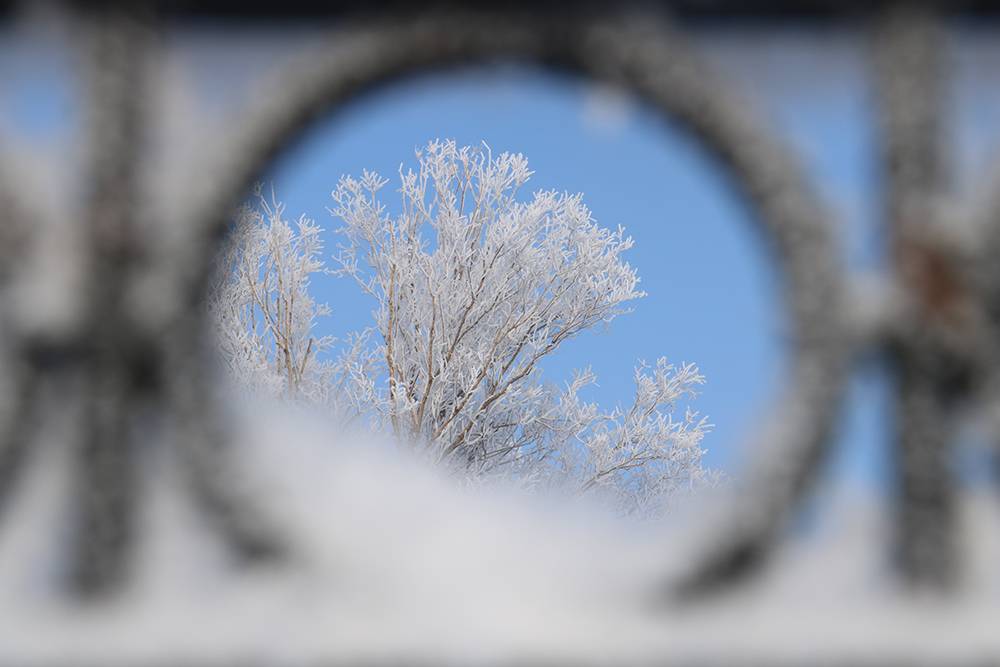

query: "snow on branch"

left=211, top=140, right=714, bottom=514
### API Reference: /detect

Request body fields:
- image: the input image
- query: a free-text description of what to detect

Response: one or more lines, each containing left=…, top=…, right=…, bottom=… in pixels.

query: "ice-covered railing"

left=0, top=2, right=998, bottom=664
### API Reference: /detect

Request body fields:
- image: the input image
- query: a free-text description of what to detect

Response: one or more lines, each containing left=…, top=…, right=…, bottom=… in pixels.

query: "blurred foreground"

left=0, top=405, right=998, bottom=665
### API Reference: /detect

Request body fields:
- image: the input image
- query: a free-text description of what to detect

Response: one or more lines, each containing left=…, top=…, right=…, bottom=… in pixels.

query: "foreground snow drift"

left=0, top=407, right=997, bottom=666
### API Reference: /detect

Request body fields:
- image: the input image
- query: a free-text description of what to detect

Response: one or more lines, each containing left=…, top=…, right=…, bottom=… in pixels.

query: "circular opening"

left=208, top=64, right=785, bottom=514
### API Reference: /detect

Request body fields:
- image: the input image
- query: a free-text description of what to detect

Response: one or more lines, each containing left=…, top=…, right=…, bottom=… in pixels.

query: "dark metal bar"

left=69, top=3, right=154, bottom=597
left=874, top=2, right=958, bottom=590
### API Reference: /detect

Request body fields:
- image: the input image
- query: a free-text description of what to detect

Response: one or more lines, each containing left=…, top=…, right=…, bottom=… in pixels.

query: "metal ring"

left=178, top=7, right=850, bottom=599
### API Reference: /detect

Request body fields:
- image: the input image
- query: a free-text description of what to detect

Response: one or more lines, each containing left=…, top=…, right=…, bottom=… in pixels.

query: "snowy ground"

left=0, top=406, right=998, bottom=666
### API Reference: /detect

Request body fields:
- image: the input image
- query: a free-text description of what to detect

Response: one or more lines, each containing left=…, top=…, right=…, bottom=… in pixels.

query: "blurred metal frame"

left=0, top=0, right=998, bottom=661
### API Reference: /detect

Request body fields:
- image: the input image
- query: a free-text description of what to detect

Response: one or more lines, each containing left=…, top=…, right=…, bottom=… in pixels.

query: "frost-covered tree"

left=207, top=186, right=377, bottom=414
left=212, top=140, right=713, bottom=513
left=208, top=187, right=333, bottom=401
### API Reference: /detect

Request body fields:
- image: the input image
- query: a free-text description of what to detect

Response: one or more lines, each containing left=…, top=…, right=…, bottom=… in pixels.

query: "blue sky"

left=263, top=68, right=791, bottom=476
left=246, top=34, right=891, bottom=485
left=4, top=21, right=1000, bottom=490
